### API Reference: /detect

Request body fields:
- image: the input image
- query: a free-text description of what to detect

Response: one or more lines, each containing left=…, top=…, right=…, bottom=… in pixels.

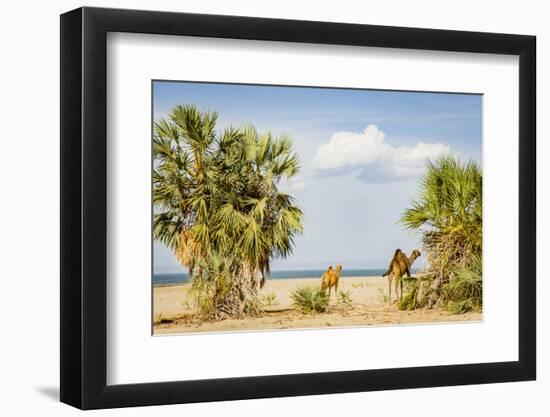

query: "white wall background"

left=0, top=0, right=545, bottom=415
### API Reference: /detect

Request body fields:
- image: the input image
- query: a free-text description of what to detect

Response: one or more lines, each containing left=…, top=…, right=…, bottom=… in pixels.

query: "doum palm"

left=153, top=104, right=304, bottom=318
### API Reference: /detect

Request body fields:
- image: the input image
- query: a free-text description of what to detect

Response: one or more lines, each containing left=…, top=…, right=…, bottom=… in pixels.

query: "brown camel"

left=382, top=249, right=421, bottom=304
left=321, top=264, right=343, bottom=297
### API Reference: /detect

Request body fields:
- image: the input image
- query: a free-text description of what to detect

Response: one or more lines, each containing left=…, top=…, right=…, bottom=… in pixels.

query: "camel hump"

left=382, top=250, right=401, bottom=277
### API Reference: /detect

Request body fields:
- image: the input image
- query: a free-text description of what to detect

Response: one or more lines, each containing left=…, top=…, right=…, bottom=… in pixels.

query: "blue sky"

left=153, top=81, right=482, bottom=273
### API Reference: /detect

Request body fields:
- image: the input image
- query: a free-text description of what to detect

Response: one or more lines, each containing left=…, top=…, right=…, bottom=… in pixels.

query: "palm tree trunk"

left=427, top=273, right=443, bottom=309
left=209, top=263, right=263, bottom=319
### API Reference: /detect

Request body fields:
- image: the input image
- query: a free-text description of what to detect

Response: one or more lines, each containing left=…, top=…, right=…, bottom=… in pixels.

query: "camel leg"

left=400, top=279, right=404, bottom=301
left=395, top=278, right=399, bottom=302
left=388, top=276, right=392, bottom=304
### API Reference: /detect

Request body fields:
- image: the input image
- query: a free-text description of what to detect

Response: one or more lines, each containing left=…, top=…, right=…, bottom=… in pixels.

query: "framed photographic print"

left=60, top=6, right=536, bottom=410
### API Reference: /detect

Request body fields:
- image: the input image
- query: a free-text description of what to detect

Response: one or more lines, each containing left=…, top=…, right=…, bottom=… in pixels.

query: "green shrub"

left=337, top=289, right=353, bottom=307
left=291, top=286, right=329, bottom=314
left=441, top=255, right=482, bottom=313
left=188, top=275, right=217, bottom=321
left=261, top=292, right=279, bottom=307
left=397, top=276, right=431, bottom=311
left=397, top=291, right=417, bottom=311
left=447, top=299, right=474, bottom=314
left=397, top=277, right=416, bottom=310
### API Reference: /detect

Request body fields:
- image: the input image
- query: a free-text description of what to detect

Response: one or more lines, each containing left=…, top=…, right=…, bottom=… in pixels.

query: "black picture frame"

left=60, top=6, right=536, bottom=410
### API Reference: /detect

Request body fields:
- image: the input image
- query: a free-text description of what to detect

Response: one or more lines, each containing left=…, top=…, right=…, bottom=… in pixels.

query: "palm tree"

left=153, top=105, right=303, bottom=318
left=401, top=156, right=482, bottom=308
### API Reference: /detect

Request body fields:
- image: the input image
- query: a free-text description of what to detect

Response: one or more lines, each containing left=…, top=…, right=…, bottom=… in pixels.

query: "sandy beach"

left=153, top=276, right=481, bottom=334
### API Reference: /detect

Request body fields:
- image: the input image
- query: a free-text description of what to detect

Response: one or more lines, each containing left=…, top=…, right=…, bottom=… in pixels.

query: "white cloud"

left=311, top=125, right=451, bottom=183
left=279, top=177, right=308, bottom=193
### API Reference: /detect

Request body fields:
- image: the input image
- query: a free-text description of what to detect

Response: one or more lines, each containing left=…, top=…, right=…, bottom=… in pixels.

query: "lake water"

left=152, top=268, right=402, bottom=287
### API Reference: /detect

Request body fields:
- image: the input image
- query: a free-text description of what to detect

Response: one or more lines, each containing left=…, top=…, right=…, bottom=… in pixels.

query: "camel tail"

left=382, top=263, right=393, bottom=277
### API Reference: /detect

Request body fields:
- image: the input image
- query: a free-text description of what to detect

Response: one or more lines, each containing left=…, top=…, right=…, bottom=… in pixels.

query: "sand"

left=153, top=276, right=481, bottom=335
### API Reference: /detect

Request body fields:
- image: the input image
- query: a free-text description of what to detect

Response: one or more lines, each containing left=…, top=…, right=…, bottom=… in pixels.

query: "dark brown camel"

left=382, top=249, right=421, bottom=304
